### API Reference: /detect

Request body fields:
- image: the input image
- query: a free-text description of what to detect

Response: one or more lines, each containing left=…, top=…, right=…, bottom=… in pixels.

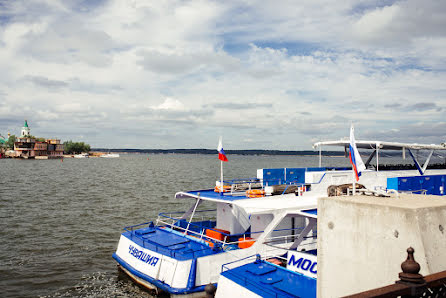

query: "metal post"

left=185, top=198, right=200, bottom=235
left=352, top=170, right=356, bottom=195
left=220, top=160, right=223, bottom=196
left=377, top=145, right=379, bottom=172
left=319, top=146, right=322, bottom=167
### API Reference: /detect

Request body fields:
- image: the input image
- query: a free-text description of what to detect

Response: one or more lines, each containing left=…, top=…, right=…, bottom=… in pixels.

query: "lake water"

left=0, top=153, right=422, bottom=297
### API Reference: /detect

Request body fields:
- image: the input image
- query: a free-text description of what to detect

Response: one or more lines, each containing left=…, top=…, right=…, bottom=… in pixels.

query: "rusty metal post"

left=397, top=247, right=426, bottom=297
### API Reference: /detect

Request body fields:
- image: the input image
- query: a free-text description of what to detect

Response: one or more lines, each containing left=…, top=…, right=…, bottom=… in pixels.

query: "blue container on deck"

left=285, top=168, right=306, bottom=184
left=261, top=167, right=337, bottom=186
left=387, top=174, right=446, bottom=195
left=262, top=168, right=285, bottom=186
left=261, top=168, right=307, bottom=186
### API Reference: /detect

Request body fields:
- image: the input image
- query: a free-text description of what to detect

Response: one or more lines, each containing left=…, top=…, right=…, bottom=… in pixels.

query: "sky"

left=0, top=0, right=445, bottom=150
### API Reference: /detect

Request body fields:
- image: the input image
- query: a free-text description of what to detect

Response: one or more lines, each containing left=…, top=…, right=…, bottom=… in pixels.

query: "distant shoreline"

left=90, top=148, right=357, bottom=157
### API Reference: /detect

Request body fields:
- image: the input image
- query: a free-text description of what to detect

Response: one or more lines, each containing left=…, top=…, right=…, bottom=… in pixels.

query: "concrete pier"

left=317, top=194, right=446, bottom=297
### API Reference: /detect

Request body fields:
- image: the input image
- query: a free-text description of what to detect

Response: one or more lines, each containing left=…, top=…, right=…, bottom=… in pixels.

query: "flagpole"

left=349, top=123, right=365, bottom=196
left=352, top=170, right=356, bottom=195
left=220, top=159, right=223, bottom=196
left=217, top=136, right=227, bottom=196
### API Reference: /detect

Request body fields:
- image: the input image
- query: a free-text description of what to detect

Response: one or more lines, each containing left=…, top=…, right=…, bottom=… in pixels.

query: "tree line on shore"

left=63, top=140, right=91, bottom=154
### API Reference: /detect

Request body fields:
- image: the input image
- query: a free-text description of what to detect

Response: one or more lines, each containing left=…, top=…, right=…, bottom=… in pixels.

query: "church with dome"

left=13, top=120, right=64, bottom=159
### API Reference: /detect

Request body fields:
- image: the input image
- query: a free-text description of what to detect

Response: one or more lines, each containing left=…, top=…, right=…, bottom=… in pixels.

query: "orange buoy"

left=246, top=189, right=265, bottom=198
left=214, top=185, right=231, bottom=193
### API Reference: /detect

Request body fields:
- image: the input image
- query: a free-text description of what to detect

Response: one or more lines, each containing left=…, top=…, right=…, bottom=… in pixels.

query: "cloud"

left=352, top=1, right=446, bottom=46
left=152, top=98, right=185, bottom=111
left=384, top=102, right=442, bottom=112
left=138, top=49, right=239, bottom=75
left=405, top=102, right=441, bottom=112
left=0, top=0, right=446, bottom=149
left=362, top=122, right=446, bottom=143
left=210, top=102, right=273, bottom=110
left=24, top=75, right=68, bottom=89
left=384, top=103, right=401, bottom=108
left=23, top=23, right=117, bottom=67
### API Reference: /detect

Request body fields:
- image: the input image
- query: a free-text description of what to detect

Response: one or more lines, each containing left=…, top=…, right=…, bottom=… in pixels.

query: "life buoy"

left=214, top=185, right=231, bottom=193
left=246, top=189, right=265, bottom=198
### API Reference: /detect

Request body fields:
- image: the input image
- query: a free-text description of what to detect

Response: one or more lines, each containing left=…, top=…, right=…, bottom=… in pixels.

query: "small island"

left=0, top=120, right=91, bottom=159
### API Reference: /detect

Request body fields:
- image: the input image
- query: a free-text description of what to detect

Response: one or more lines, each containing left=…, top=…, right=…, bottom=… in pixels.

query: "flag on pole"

left=349, top=125, right=365, bottom=181
left=217, top=137, right=228, bottom=162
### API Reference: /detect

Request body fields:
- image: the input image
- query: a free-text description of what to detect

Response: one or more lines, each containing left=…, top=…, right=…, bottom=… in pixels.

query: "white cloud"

left=352, top=5, right=401, bottom=44
left=152, top=98, right=185, bottom=111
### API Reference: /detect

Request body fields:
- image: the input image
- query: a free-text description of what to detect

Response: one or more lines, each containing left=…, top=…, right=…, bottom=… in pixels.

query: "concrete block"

left=317, top=194, right=446, bottom=297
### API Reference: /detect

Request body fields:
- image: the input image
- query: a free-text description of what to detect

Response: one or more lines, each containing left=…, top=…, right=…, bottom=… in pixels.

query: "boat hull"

left=113, top=233, right=205, bottom=293
left=113, top=231, right=259, bottom=295
left=117, top=264, right=210, bottom=297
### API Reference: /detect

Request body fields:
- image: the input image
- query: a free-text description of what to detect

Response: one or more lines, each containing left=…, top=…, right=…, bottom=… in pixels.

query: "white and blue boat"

left=216, top=209, right=318, bottom=298
left=113, top=139, right=446, bottom=296
left=113, top=179, right=318, bottom=296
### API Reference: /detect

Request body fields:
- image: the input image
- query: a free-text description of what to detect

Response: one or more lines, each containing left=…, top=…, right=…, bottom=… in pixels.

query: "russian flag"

left=349, top=125, right=365, bottom=181
left=217, top=137, right=228, bottom=162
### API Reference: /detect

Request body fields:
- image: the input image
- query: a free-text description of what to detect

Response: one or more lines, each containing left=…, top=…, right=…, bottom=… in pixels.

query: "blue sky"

left=0, top=0, right=445, bottom=149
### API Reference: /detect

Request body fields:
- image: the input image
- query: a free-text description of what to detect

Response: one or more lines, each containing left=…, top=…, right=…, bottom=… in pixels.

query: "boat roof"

left=220, top=259, right=316, bottom=298
left=313, top=140, right=446, bottom=151
left=175, top=190, right=317, bottom=215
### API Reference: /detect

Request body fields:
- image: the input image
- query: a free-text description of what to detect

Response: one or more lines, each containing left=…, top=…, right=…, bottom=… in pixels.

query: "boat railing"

left=210, top=226, right=314, bottom=249
left=157, top=209, right=216, bottom=221
left=263, top=235, right=317, bottom=251
left=123, top=221, right=153, bottom=233
left=156, top=212, right=249, bottom=249
left=157, top=210, right=315, bottom=250
left=221, top=254, right=259, bottom=272
left=156, top=209, right=217, bottom=231
left=157, top=209, right=241, bottom=248
left=399, top=189, right=428, bottom=195
left=220, top=177, right=311, bottom=196
left=223, top=178, right=261, bottom=185
left=263, top=226, right=317, bottom=251
left=220, top=177, right=263, bottom=195
left=132, top=212, right=316, bottom=253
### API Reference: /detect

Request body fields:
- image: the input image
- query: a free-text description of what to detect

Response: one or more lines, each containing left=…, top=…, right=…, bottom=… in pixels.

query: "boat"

left=101, top=153, right=120, bottom=158
left=74, top=153, right=89, bottom=158
left=214, top=141, right=446, bottom=297
left=113, top=175, right=318, bottom=296
left=215, top=209, right=318, bottom=298
left=112, top=137, right=446, bottom=296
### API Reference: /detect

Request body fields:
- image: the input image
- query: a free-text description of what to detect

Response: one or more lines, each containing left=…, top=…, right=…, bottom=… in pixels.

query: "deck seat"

left=238, top=237, right=255, bottom=249
left=206, top=228, right=230, bottom=241
left=134, top=227, right=156, bottom=236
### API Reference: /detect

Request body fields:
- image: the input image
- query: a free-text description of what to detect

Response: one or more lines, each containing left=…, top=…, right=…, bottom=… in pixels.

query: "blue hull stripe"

left=113, top=253, right=211, bottom=294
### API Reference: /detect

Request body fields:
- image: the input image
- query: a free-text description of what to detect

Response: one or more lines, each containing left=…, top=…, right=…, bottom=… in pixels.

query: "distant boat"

left=74, top=153, right=89, bottom=158
left=101, top=153, right=120, bottom=158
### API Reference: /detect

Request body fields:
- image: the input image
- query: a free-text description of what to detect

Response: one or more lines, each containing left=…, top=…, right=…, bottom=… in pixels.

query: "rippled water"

left=0, top=153, right=412, bottom=297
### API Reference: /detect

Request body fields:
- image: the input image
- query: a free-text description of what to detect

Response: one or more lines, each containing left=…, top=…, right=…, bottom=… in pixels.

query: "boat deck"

left=123, top=226, right=221, bottom=261
left=221, top=260, right=316, bottom=298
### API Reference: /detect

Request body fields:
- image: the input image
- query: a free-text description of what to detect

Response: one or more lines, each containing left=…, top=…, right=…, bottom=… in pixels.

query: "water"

left=0, top=153, right=425, bottom=297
